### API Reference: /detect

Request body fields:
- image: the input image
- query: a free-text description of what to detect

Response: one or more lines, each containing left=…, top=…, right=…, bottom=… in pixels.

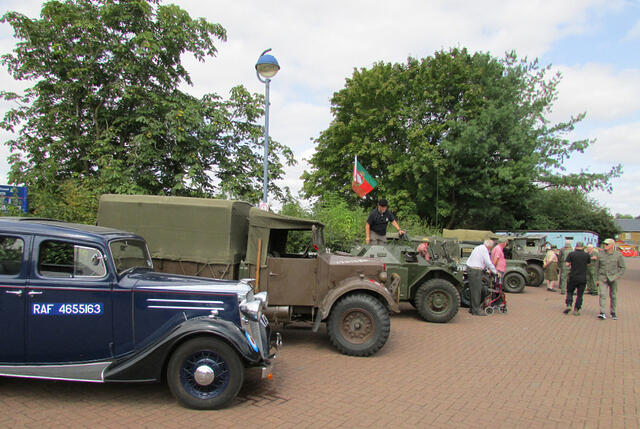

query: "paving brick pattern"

left=2, top=259, right=639, bottom=428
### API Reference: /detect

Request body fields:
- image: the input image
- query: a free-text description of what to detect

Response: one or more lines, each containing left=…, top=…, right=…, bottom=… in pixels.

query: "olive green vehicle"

left=457, top=242, right=529, bottom=293
left=443, top=229, right=543, bottom=288
left=350, top=234, right=465, bottom=323
left=97, top=195, right=400, bottom=357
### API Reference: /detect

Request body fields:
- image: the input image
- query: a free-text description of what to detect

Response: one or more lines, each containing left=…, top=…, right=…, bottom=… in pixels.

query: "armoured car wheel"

left=415, top=279, right=460, bottom=323
left=502, top=272, right=526, bottom=293
left=327, top=293, right=390, bottom=357
left=461, top=284, right=471, bottom=308
left=167, top=337, right=244, bottom=410
left=526, top=264, right=545, bottom=287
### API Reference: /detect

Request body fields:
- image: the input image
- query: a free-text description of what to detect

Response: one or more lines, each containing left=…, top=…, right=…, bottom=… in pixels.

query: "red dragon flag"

left=352, top=156, right=378, bottom=198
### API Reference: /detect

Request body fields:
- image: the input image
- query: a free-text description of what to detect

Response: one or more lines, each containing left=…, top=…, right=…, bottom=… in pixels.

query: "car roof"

left=0, top=217, right=144, bottom=242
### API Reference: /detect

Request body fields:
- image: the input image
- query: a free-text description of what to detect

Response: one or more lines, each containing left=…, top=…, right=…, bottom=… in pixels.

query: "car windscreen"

left=109, top=239, right=153, bottom=275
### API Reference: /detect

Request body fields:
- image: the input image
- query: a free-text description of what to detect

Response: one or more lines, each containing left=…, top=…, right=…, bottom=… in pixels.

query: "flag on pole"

left=352, top=156, right=378, bottom=198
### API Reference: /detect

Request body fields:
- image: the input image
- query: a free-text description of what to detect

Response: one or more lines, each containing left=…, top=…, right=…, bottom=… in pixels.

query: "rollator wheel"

left=484, top=307, right=494, bottom=315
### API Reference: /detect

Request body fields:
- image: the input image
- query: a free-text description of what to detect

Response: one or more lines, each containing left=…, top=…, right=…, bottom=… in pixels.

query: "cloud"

left=624, top=19, right=640, bottom=40
left=551, top=63, right=640, bottom=122
left=588, top=122, right=640, bottom=164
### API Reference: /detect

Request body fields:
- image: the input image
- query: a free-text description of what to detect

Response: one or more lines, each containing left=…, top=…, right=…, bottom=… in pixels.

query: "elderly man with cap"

left=585, top=244, right=599, bottom=295
left=466, top=239, right=498, bottom=316
left=597, top=238, right=626, bottom=320
left=365, top=199, right=404, bottom=245
left=563, top=242, right=591, bottom=316
left=558, top=240, right=573, bottom=294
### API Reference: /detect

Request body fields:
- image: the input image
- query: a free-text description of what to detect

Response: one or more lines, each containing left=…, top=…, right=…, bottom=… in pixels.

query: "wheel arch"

left=104, top=318, right=260, bottom=383
left=319, top=277, right=400, bottom=321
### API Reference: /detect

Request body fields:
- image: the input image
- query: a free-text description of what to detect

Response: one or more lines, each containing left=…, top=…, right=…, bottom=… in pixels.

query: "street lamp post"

left=255, top=49, right=280, bottom=206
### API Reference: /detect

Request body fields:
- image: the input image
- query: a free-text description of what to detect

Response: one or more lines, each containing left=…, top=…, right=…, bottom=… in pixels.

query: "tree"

left=1, top=0, right=294, bottom=221
left=525, top=188, right=619, bottom=239
left=302, top=48, right=621, bottom=229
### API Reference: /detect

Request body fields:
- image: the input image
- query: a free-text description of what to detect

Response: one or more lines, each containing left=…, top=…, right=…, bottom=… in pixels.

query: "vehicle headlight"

left=378, top=271, right=388, bottom=283
left=240, top=298, right=263, bottom=321
left=253, top=291, right=268, bottom=307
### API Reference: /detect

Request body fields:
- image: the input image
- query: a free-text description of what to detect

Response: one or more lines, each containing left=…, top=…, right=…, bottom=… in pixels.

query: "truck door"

left=0, top=234, right=28, bottom=363
left=25, top=238, right=113, bottom=363
left=265, top=257, right=317, bottom=306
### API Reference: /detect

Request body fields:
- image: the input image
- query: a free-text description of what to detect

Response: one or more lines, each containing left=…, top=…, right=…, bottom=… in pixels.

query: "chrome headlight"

left=253, top=291, right=268, bottom=307
left=240, top=298, right=263, bottom=321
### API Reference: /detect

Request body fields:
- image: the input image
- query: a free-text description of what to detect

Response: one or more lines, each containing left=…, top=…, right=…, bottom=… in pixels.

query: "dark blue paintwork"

left=0, top=217, right=272, bottom=382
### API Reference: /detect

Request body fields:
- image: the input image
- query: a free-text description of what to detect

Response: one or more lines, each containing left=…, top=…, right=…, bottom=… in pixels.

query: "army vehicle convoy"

left=97, top=195, right=400, bottom=357
left=350, top=234, right=464, bottom=323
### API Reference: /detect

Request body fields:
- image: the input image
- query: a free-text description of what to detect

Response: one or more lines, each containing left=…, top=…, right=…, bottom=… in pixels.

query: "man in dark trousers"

left=563, top=242, right=591, bottom=316
left=365, top=199, right=404, bottom=244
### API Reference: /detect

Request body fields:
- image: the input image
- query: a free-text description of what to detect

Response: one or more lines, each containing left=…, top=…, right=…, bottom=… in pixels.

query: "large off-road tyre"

left=502, top=272, right=526, bottom=293
left=461, top=284, right=471, bottom=308
left=167, top=337, right=244, bottom=410
left=327, top=293, right=390, bottom=357
left=414, top=279, right=460, bottom=323
left=526, top=263, right=545, bottom=287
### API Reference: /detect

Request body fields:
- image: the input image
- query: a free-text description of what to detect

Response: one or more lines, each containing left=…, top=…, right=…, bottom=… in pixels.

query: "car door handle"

left=269, top=271, right=279, bottom=276
left=27, top=291, right=43, bottom=296
left=6, top=290, right=23, bottom=296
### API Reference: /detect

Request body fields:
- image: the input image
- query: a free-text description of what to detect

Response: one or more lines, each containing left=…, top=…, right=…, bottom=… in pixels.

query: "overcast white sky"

left=1, top=0, right=639, bottom=216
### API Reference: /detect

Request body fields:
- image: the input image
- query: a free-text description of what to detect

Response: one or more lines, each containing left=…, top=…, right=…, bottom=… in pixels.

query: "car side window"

left=38, top=240, right=107, bottom=278
left=0, top=236, right=24, bottom=275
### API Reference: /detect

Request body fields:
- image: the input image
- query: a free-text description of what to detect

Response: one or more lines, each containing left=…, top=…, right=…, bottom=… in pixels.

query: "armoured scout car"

left=97, top=195, right=400, bottom=357
left=351, top=234, right=465, bottom=323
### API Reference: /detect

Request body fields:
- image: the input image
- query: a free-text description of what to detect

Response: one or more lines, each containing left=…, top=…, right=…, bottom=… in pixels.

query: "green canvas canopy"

left=442, top=229, right=500, bottom=242
left=97, top=194, right=252, bottom=265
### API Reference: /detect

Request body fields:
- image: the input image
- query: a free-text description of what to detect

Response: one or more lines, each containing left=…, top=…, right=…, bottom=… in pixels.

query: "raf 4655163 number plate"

left=32, top=303, right=104, bottom=315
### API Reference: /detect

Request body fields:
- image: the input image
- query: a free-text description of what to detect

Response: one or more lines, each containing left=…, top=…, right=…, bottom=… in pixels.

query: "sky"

left=1, top=0, right=639, bottom=216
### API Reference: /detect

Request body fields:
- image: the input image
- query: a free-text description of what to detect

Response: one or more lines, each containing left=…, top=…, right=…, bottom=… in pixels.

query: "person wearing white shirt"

left=466, top=239, right=498, bottom=316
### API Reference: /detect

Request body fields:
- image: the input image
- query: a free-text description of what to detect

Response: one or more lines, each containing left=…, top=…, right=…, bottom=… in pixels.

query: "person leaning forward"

left=466, top=239, right=498, bottom=316
left=596, top=238, right=626, bottom=320
left=365, top=199, right=404, bottom=245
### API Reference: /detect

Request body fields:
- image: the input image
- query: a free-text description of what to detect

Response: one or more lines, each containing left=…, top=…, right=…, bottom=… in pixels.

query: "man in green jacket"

left=558, top=240, right=573, bottom=294
left=585, top=244, right=599, bottom=295
left=597, top=238, right=626, bottom=320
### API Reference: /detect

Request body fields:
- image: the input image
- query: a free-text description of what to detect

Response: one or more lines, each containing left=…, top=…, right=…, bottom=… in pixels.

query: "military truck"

left=350, top=234, right=464, bottom=323
left=443, top=229, right=544, bottom=287
left=501, top=234, right=547, bottom=287
left=97, top=195, right=400, bottom=357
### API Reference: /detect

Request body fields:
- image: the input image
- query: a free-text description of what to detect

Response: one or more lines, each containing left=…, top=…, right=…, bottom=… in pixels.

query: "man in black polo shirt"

left=365, top=199, right=404, bottom=244
left=563, top=242, right=591, bottom=316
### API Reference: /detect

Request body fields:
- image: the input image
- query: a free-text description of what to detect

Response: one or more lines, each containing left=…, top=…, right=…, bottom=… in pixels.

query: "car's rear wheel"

left=414, top=279, right=460, bottom=323
left=503, top=272, right=526, bottom=293
left=167, top=337, right=244, bottom=410
left=327, top=293, right=390, bottom=357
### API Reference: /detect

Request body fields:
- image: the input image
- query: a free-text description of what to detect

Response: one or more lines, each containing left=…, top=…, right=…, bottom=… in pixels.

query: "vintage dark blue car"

left=0, top=217, right=280, bottom=409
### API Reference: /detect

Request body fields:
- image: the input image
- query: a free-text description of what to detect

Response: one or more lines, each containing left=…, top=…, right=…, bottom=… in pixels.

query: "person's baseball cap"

left=603, top=238, right=615, bottom=245
left=576, top=242, right=584, bottom=248
left=422, top=237, right=430, bottom=242
left=378, top=198, right=388, bottom=207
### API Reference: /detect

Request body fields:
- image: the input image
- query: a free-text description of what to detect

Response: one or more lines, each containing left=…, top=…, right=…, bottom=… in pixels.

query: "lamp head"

left=255, top=50, right=280, bottom=79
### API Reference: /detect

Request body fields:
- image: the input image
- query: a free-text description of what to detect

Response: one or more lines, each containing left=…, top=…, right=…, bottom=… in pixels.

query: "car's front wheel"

left=327, top=293, right=390, bottom=357
left=167, top=337, right=244, bottom=410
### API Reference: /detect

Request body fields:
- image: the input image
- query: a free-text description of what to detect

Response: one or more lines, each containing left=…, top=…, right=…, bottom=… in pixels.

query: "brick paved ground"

left=1, top=259, right=639, bottom=429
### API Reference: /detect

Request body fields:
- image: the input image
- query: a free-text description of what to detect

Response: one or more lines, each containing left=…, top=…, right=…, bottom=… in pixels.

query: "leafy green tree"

left=302, top=48, right=620, bottom=230
left=1, top=0, right=294, bottom=222
left=525, top=189, right=619, bottom=239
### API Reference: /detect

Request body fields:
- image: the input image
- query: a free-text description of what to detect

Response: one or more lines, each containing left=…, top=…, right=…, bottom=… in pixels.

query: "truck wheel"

left=415, top=279, right=460, bottom=323
left=503, top=272, right=526, bottom=293
left=526, top=264, right=545, bottom=287
left=327, top=293, right=390, bottom=357
left=167, top=337, right=244, bottom=410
